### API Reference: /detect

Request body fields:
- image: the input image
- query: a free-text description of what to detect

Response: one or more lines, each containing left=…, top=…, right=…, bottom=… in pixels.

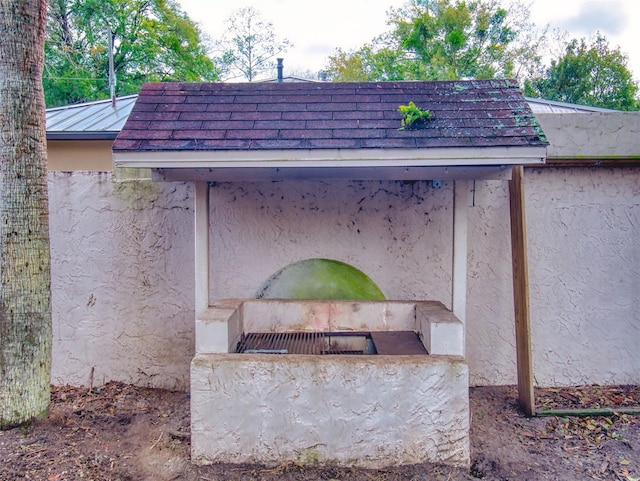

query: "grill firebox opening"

left=235, top=330, right=427, bottom=355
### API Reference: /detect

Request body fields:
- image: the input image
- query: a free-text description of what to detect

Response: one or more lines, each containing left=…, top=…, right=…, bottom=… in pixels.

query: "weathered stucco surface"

left=47, top=165, right=639, bottom=388
left=191, top=299, right=468, bottom=467
left=191, top=354, right=469, bottom=468
left=209, top=180, right=453, bottom=306
left=525, top=167, right=640, bottom=385
left=467, top=167, right=640, bottom=386
left=48, top=171, right=195, bottom=390
left=536, top=113, right=640, bottom=158
left=209, top=172, right=639, bottom=387
left=194, top=299, right=464, bottom=356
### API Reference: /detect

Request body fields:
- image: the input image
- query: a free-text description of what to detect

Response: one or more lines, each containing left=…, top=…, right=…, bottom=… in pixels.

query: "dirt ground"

left=0, top=382, right=638, bottom=481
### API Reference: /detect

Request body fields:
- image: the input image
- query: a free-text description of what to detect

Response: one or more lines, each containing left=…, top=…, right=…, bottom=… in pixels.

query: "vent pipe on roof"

left=108, top=30, right=116, bottom=107
left=277, top=58, right=284, bottom=83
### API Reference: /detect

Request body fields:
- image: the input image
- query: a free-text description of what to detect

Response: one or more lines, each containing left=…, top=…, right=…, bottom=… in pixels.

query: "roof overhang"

left=47, top=131, right=119, bottom=141
left=113, top=145, right=546, bottom=181
left=152, top=165, right=514, bottom=182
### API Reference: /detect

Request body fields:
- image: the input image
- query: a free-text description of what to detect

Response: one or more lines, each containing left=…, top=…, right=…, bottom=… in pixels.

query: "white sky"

left=178, top=0, right=640, bottom=81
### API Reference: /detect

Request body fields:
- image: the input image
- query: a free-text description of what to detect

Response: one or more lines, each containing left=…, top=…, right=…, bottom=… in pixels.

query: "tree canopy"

left=325, top=0, right=544, bottom=82
left=524, top=34, right=639, bottom=111
left=45, top=0, right=218, bottom=106
left=324, top=0, right=638, bottom=110
left=215, top=7, right=292, bottom=82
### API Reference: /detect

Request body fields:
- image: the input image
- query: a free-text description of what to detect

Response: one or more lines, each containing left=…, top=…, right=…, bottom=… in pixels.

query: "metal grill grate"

left=235, top=331, right=372, bottom=355
left=235, top=331, right=428, bottom=355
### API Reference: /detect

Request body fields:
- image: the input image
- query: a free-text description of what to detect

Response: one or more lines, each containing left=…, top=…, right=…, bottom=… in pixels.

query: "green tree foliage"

left=216, top=7, right=292, bottom=82
left=325, top=40, right=422, bottom=82
left=524, top=34, right=639, bottom=111
left=45, top=0, right=218, bottom=106
left=325, top=0, right=544, bottom=82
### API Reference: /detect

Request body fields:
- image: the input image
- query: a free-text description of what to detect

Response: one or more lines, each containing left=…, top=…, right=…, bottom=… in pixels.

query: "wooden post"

left=508, top=165, right=535, bottom=416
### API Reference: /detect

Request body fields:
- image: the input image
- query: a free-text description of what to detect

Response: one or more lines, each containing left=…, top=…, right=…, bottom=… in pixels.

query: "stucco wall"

left=48, top=171, right=195, bottom=390
left=536, top=112, right=640, bottom=158
left=48, top=140, right=114, bottom=171
left=47, top=166, right=639, bottom=388
left=467, top=167, right=640, bottom=386
left=191, top=354, right=469, bottom=467
left=209, top=180, right=453, bottom=304
left=526, top=167, right=639, bottom=385
left=208, top=171, right=640, bottom=387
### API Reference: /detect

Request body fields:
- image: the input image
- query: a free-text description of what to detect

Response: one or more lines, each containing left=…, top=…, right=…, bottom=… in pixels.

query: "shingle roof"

left=112, top=79, right=547, bottom=153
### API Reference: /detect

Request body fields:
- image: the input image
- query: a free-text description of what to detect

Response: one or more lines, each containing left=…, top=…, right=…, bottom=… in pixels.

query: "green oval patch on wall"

left=257, top=258, right=386, bottom=301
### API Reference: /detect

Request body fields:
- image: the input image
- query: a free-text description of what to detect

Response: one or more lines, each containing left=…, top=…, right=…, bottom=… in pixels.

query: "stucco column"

left=452, top=180, right=471, bottom=351
left=194, top=181, right=210, bottom=316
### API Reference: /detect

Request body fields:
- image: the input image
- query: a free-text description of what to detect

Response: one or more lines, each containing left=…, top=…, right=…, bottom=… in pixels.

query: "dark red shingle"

left=112, top=80, right=548, bottom=152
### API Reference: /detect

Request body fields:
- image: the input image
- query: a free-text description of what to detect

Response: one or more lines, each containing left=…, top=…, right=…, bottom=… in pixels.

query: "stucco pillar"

left=194, top=181, right=210, bottom=316
left=452, top=180, right=471, bottom=347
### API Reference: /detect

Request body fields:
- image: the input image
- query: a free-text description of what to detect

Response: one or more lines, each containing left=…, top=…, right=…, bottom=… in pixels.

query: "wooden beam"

left=155, top=165, right=512, bottom=183
left=194, top=182, right=210, bottom=317
left=525, top=157, right=640, bottom=168
left=508, top=165, right=535, bottom=416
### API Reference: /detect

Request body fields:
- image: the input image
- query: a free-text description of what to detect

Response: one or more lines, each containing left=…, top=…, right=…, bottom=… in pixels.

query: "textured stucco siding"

left=209, top=180, right=453, bottom=304
left=191, top=354, right=470, bottom=467
left=536, top=113, right=640, bottom=158
left=467, top=167, right=640, bottom=386
left=526, top=167, right=640, bottom=385
left=48, top=171, right=195, bottom=390
left=209, top=172, right=640, bottom=387
left=48, top=167, right=640, bottom=388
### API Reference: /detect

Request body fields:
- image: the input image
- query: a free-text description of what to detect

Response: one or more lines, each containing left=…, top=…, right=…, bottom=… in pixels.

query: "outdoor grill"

left=191, top=299, right=469, bottom=468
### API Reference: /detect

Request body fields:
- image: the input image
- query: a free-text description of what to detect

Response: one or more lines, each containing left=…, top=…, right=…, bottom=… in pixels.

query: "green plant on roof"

left=398, top=101, right=432, bottom=130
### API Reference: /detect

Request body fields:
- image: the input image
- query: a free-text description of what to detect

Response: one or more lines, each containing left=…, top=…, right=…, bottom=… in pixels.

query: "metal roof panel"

left=46, top=95, right=138, bottom=136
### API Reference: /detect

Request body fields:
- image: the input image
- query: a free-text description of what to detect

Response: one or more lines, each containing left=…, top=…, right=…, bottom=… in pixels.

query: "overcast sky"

left=178, top=0, right=640, bottom=81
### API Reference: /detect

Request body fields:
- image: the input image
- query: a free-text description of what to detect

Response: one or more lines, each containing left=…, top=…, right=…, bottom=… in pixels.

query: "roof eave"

left=48, top=131, right=119, bottom=141
left=113, top=146, right=547, bottom=171
left=153, top=165, right=516, bottom=182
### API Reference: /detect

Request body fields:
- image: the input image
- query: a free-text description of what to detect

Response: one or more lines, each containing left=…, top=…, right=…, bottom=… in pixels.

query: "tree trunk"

left=0, top=0, right=51, bottom=429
